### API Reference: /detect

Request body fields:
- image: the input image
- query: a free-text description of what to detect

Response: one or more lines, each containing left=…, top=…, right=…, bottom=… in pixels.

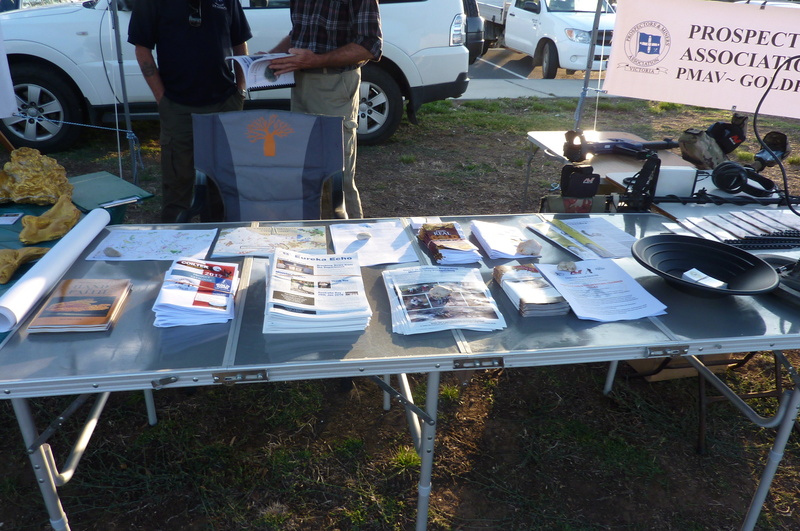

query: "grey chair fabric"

left=185, top=109, right=345, bottom=222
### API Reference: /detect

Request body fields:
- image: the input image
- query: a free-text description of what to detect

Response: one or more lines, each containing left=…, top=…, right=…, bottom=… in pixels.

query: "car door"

left=504, top=0, right=541, bottom=57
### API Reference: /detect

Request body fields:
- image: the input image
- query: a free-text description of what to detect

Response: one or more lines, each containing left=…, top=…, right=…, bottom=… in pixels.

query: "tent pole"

left=109, top=0, right=139, bottom=185
left=573, top=0, right=605, bottom=132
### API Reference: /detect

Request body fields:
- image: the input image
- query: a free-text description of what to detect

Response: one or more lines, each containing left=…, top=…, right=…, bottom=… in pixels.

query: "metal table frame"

left=1, top=213, right=798, bottom=531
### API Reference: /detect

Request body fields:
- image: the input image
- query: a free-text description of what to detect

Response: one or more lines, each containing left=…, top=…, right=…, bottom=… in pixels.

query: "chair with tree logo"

left=178, top=109, right=345, bottom=223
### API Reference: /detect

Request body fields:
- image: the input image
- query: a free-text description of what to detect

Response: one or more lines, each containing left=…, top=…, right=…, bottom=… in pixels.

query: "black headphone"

left=711, top=161, right=777, bottom=197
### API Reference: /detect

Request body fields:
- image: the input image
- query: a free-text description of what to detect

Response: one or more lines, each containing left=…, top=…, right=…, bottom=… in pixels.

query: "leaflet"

left=537, top=259, right=666, bottom=322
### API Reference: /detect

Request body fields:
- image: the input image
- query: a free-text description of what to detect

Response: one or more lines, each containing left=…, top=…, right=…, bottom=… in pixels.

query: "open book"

left=228, top=53, right=295, bottom=91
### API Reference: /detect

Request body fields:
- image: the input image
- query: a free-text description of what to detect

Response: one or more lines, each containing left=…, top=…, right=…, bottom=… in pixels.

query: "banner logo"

left=622, top=20, right=671, bottom=71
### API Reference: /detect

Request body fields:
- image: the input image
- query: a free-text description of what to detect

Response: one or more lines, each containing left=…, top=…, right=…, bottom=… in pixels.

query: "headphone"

left=711, top=161, right=777, bottom=197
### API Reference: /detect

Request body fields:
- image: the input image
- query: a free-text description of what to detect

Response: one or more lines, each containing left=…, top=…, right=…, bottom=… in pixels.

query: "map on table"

left=86, top=229, right=218, bottom=261
left=210, top=226, right=327, bottom=258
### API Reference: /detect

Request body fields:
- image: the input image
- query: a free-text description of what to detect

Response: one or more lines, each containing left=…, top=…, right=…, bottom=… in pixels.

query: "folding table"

left=0, top=213, right=798, bottom=531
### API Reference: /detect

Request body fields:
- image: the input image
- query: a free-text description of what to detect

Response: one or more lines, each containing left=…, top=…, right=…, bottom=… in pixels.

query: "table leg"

left=522, top=144, right=540, bottom=211
left=11, top=397, right=71, bottom=531
left=415, top=371, right=440, bottom=531
left=741, top=386, right=800, bottom=531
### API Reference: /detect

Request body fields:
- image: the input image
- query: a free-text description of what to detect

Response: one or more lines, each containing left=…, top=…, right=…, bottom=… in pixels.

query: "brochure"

left=471, top=219, right=542, bottom=259
left=528, top=217, right=636, bottom=259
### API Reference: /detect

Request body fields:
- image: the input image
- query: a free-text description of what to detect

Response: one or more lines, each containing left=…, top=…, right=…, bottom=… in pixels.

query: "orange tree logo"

left=246, top=115, right=294, bottom=156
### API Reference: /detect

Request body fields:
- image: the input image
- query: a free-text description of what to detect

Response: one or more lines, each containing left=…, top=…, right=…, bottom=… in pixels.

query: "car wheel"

left=357, top=64, right=403, bottom=146
left=541, top=41, right=559, bottom=80
left=0, top=64, right=83, bottom=153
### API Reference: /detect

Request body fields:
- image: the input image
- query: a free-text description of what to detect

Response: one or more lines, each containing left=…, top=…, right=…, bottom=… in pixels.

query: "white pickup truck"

left=478, top=0, right=615, bottom=79
left=1, top=0, right=478, bottom=153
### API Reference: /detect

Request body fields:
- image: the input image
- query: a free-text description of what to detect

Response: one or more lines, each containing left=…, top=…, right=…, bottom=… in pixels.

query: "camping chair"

left=177, top=109, right=346, bottom=223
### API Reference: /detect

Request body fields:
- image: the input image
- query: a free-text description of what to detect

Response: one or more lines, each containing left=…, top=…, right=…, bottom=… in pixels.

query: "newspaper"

left=263, top=248, right=372, bottom=333
left=382, top=266, right=506, bottom=335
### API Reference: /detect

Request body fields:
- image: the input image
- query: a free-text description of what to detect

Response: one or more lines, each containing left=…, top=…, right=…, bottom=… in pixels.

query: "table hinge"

left=646, top=345, right=690, bottom=358
left=453, top=357, right=504, bottom=370
left=151, top=376, right=179, bottom=390
left=212, top=369, right=268, bottom=385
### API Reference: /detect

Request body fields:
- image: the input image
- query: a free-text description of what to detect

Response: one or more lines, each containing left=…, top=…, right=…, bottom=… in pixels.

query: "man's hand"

left=269, top=49, right=320, bottom=76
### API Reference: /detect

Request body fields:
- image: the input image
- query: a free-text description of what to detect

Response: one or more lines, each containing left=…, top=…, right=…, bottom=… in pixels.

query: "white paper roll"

left=0, top=208, right=111, bottom=332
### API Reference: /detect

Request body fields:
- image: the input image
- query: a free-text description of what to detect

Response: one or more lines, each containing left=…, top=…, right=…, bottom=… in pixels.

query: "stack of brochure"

left=382, top=266, right=507, bottom=335
left=263, top=248, right=372, bottom=333
left=152, top=259, right=240, bottom=327
left=492, top=264, right=569, bottom=317
left=471, top=220, right=542, bottom=259
left=417, top=222, right=481, bottom=264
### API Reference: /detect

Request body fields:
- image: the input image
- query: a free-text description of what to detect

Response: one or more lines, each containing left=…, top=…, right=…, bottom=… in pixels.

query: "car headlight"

left=565, top=28, right=592, bottom=44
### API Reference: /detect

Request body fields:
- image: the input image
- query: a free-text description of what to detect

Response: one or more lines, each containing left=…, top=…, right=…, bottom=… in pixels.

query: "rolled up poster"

left=0, top=208, right=111, bottom=332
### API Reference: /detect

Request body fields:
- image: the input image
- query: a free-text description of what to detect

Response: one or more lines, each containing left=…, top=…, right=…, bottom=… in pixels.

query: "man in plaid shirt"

left=269, top=1, right=382, bottom=219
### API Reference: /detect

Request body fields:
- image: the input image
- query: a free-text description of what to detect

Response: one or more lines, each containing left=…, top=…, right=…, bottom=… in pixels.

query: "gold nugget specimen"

left=19, top=194, right=81, bottom=244
left=0, top=247, right=49, bottom=284
left=2, top=147, right=73, bottom=205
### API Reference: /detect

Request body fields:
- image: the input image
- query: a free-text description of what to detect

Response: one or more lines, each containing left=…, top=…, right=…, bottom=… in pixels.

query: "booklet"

left=28, top=278, right=131, bottom=333
left=382, top=266, right=506, bottom=335
left=263, top=248, right=372, bottom=333
left=227, top=53, right=295, bottom=91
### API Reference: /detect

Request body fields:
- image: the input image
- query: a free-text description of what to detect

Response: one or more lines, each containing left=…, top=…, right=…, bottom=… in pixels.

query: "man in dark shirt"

left=128, top=0, right=251, bottom=222
left=269, top=0, right=382, bottom=219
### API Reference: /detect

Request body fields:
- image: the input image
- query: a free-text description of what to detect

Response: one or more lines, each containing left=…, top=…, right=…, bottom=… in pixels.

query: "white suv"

left=1, top=0, right=475, bottom=152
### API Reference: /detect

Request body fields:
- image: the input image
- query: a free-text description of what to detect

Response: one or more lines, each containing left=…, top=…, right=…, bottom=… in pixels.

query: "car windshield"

left=546, top=0, right=615, bottom=14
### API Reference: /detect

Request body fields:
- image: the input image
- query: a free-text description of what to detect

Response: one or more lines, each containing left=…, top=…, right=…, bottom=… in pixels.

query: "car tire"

left=357, top=64, right=403, bottom=146
left=0, top=64, right=83, bottom=153
left=541, top=41, right=559, bottom=80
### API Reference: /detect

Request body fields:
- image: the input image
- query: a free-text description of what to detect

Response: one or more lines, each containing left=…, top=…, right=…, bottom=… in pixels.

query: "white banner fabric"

left=604, top=0, right=800, bottom=119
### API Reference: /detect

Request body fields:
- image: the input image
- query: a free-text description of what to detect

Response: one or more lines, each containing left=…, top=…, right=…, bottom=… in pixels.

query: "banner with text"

left=603, top=0, right=800, bottom=119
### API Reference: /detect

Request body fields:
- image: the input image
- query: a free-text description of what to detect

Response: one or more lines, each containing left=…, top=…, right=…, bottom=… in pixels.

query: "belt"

left=301, top=66, right=357, bottom=74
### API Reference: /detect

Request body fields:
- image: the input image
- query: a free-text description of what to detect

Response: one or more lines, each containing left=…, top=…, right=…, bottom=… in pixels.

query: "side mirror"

left=522, top=1, right=541, bottom=14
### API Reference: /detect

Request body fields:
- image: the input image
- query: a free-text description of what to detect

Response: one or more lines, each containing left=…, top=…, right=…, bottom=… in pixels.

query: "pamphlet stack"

left=492, top=264, right=569, bottom=317
left=471, top=219, right=542, bottom=259
left=152, top=259, right=240, bottom=327
left=263, top=248, right=372, bottom=333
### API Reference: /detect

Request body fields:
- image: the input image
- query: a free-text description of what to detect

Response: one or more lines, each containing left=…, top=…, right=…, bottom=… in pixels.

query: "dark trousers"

left=158, top=93, right=244, bottom=223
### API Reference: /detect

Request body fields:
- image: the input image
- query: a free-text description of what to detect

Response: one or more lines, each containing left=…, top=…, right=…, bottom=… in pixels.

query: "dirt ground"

left=1, top=99, right=800, bottom=529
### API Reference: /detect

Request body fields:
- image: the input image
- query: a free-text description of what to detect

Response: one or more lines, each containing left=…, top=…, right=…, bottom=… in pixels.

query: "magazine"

left=152, top=259, right=240, bottom=327
left=27, top=278, right=131, bottom=333
left=263, top=248, right=372, bottom=333
left=382, top=266, right=506, bottom=335
left=228, top=53, right=295, bottom=91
